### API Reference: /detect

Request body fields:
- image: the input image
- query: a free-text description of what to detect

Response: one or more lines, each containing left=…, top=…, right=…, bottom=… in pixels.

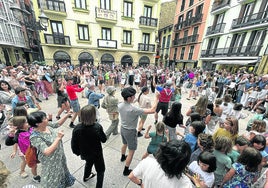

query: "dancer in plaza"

left=71, top=105, right=107, bottom=187
left=65, top=76, right=85, bottom=128
left=28, top=111, right=75, bottom=188
left=154, top=80, right=174, bottom=124
left=101, top=86, right=119, bottom=139
left=119, top=87, right=157, bottom=176
left=55, top=77, right=70, bottom=120
left=137, top=86, right=151, bottom=137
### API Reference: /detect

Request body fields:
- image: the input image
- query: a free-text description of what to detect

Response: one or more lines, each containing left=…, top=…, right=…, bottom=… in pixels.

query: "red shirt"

left=66, top=84, right=84, bottom=100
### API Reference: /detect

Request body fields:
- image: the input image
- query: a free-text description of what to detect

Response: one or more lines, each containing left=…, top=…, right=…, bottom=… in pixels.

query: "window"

left=75, top=0, right=86, bottom=9
left=14, top=49, right=20, bottom=61
left=78, top=24, right=89, bottom=40
left=181, top=0, right=185, bottom=11
left=189, top=0, right=194, bottom=7
left=124, top=1, right=132, bottom=17
left=100, top=0, right=110, bottom=10
left=144, top=6, right=152, bottom=17
left=166, top=35, right=171, bottom=48
left=51, top=21, right=66, bottom=44
left=180, top=47, right=185, bottom=59
left=186, top=10, right=193, bottom=20
left=102, top=28, right=111, bottom=40
left=193, top=26, right=198, bottom=35
left=143, top=33, right=150, bottom=44
left=196, top=4, right=203, bottom=15
left=188, top=46, right=194, bottom=60
left=162, top=36, right=166, bottom=49
left=173, top=48, right=177, bottom=61
left=123, top=30, right=132, bottom=44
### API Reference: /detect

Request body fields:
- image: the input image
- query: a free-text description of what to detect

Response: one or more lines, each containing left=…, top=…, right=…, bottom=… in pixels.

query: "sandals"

left=83, top=173, right=96, bottom=182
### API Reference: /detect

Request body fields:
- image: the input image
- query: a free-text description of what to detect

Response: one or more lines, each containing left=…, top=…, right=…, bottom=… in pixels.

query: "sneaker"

left=69, top=123, right=75, bottom=128
left=33, top=175, right=41, bottom=183
left=186, top=98, right=190, bottom=100
left=120, top=155, right=127, bottom=162
left=123, top=169, right=132, bottom=176
left=154, top=120, right=158, bottom=125
left=36, top=98, right=42, bottom=103
left=141, top=128, right=145, bottom=131
left=137, top=132, right=143, bottom=137
left=20, top=171, right=28, bottom=178
left=83, top=173, right=96, bottom=182
left=56, top=116, right=60, bottom=120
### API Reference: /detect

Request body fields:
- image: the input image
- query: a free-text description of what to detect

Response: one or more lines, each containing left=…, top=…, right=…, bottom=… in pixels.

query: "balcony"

left=200, top=45, right=262, bottom=58
left=211, top=0, right=231, bottom=14
left=44, top=34, right=71, bottom=45
left=174, top=23, right=183, bottom=32
left=43, top=0, right=66, bottom=16
left=231, top=11, right=268, bottom=30
left=206, top=23, right=226, bottom=36
left=192, top=14, right=203, bottom=25
left=95, top=7, right=117, bottom=24
left=97, top=39, right=117, bottom=49
left=139, top=16, right=158, bottom=28
left=138, top=43, right=156, bottom=52
left=173, top=34, right=199, bottom=46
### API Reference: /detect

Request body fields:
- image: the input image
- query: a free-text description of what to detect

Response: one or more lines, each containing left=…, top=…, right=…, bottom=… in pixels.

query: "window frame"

left=123, top=30, right=132, bottom=44
left=77, top=24, right=89, bottom=41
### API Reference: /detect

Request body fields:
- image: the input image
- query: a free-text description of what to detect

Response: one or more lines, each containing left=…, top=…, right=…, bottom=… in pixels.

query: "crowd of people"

left=0, top=62, right=268, bottom=187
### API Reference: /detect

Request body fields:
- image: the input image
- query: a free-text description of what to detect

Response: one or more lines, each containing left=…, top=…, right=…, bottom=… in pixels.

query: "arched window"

left=121, top=55, right=133, bottom=67
left=78, top=52, right=94, bottom=66
left=101, top=53, right=114, bottom=66
left=53, top=51, right=71, bottom=64
left=138, top=56, right=150, bottom=67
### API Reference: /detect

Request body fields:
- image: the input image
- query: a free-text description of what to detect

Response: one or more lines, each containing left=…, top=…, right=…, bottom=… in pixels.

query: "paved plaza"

left=0, top=88, right=252, bottom=188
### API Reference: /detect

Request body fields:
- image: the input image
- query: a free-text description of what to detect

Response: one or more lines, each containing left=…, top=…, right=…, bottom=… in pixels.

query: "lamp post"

left=10, top=2, right=49, bottom=62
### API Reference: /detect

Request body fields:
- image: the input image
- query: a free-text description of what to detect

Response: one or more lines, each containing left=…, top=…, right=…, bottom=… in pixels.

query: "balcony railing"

left=201, top=45, right=262, bottom=57
left=173, top=34, right=199, bottom=46
left=174, top=23, right=183, bottom=32
left=231, top=11, right=268, bottom=29
left=206, top=23, right=226, bottom=35
left=95, top=7, right=117, bottom=21
left=192, top=14, right=203, bottom=24
left=44, top=0, right=66, bottom=12
left=211, top=0, right=230, bottom=12
left=44, top=34, right=71, bottom=45
left=139, top=16, right=158, bottom=27
left=97, top=39, right=117, bottom=49
left=138, top=43, right=156, bottom=52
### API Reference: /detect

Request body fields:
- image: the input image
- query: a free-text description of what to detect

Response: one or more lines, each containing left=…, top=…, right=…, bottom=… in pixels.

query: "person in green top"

left=142, top=121, right=168, bottom=159
left=227, top=136, right=249, bottom=164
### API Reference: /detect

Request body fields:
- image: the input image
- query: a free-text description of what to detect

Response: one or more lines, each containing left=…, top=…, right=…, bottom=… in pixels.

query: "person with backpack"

left=8, top=116, right=40, bottom=183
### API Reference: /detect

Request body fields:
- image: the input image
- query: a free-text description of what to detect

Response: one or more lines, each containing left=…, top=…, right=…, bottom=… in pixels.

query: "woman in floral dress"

left=28, top=111, right=75, bottom=188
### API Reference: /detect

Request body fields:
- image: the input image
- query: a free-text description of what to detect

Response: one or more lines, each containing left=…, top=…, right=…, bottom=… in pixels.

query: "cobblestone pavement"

left=0, top=87, right=252, bottom=188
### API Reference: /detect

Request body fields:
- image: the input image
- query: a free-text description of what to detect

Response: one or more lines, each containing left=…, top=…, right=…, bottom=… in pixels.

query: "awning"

left=212, top=60, right=258, bottom=65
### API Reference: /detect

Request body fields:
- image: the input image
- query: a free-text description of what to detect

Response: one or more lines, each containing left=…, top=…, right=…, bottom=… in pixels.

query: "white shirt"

left=189, top=161, right=215, bottom=188
left=132, top=157, right=192, bottom=188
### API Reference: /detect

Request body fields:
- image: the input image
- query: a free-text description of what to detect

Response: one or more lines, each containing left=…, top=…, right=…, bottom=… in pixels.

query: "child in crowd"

left=184, top=121, right=206, bottom=152
left=189, top=133, right=214, bottom=164
left=213, top=116, right=239, bottom=144
left=220, top=94, right=233, bottom=125
left=206, top=102, right=219, bottom=134
left=137, top=86, right=151, bottom=137
left=227, top=136, right=250, bottom=164
left=221, top=147, right=262, bottom=188
left=142, top=122, right=168, bottom=159
left=213, top=136, right=233, bottom=186
left=229, top=103, right=248, bottom=120
left=188, top=151, right=216, bottom=188
left=244, top=120, right=266, bottom=141
left=163, top=102, right=185, bottom=140
left=8, top=116, right=40, bottom=182
left=250, top=135, right=268, bottom=167
left=246, top=105, right=266, bottom=131
left=244, top=86, right=259, bottom=110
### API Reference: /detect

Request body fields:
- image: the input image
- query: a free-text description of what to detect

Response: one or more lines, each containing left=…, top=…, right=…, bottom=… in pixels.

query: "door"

left=142, top=33, right=150, bottom=51
left=51, top=21, right=65, bottom=44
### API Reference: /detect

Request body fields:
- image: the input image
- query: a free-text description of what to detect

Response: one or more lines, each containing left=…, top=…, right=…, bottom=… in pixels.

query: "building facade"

left=156, top=0, right=176, bottom=69
left=200, top=0, right=268, bottom=73
left=32, top=0, right=161, bottom=67
left=171, top=0, right=212, bottom=70
left=0, top=0, right=33, bottom=66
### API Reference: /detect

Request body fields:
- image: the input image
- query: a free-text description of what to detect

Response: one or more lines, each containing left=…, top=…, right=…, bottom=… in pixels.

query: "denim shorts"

left=70, top=99, right=80, bottom=112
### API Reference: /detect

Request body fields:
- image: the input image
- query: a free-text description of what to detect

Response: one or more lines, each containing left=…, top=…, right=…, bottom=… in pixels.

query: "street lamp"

left=10, top=2, right=49, bottom=62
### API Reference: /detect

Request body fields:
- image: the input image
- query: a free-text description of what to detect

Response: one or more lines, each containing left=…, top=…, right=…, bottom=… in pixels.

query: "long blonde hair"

left=195, top=96, right=208, bottom=116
